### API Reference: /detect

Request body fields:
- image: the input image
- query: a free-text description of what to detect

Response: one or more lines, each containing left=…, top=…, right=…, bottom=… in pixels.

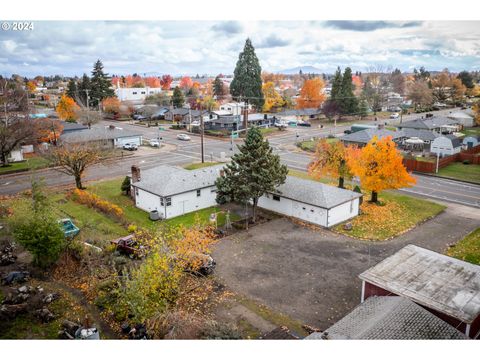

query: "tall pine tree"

left=90, top=59, right=115, bottom=108
left=230, top=39, right=264, bottom=109
left=172, top=87, right=185, bottom=108
left=213, top=75, right=226, bottom=99
left=215, top=127, right=288, bottom=222
left=77, top=73, right=92, bottom=108
left=339, top=67, right=358, bottom=115
left=330, top=67, right=343, bottom=102
left=66, top=79, right=79, bottom=102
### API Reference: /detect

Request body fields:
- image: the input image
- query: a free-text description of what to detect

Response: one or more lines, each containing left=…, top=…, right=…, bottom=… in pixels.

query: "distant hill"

left=276, top=66, right=323, bottom=75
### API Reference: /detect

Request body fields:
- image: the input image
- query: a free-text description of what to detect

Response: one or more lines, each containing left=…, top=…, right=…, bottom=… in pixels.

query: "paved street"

left=1, top=108, right=479, bottom=209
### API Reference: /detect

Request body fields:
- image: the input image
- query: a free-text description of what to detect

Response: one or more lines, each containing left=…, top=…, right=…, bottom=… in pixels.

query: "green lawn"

left=437, top=162, right=480, bottom=184
left=88, top=177, right=240, bottom=229
left=0, top=157, right=50, bottom=174
left=183, top=162, right=221, bottom=170
left=287, top=170, right=445, bottom=240
left=259, top=127, right=280, bottom=136
left=296, top=137, right=338, bottom=152
left=447, top=228, right=480, bottom=265
left=462, top=127, right=480, bottom=136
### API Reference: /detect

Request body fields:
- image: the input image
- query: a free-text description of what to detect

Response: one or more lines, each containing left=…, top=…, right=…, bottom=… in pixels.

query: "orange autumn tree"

left=296, top=77, right=326, bottom=109
left=56, top=94, right=80, bottom=121
left=36, top=118, right=64, bottom=145
left=102, top=96, right=121, bottom=114
left=347, top=136, right=416, bottom=203
left=472, top=101, right=480, bottom=126
left=308, top=139, right=354, bottom=188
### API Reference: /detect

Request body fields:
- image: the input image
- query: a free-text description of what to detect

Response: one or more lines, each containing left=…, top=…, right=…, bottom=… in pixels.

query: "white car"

left=149, top=139, right=160, bottom=147
left=177, top=133, right=191, bottom=141
left=390, top=113, right=400, bottom=119
left=274, top=121, right=288, bottom=128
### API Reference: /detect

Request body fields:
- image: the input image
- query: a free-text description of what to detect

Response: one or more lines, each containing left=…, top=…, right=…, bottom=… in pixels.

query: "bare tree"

left=407, top=80, right=433, bottom=110
left=75, top=107, right=103, bottom=129
left=362, top=65, right=390, bottom=115
left=44, top=143, right=102, bottom=189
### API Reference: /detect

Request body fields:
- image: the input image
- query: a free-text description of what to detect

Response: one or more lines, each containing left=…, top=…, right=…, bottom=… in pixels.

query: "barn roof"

left=271, top=175, right=362, bottom=209
left=306, top=296, right=467, bottom=340
left=359, top=245, right=480, bottom=323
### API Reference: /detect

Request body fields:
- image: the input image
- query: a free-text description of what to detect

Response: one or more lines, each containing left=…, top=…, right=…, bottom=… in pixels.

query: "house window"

left=141, top=91, right=146, bottom=94
left=132, top=91, right=137, bottom=95
left=197, top=189, right=201, bottom=197
left=160, top=197, right=164, bottom=206
left=302, top=207, right=306, bottom=210
left=135, top=188, right=139, bottom=196
left=272, top=195, right=280, bottom=201
left=310, top=209, right=314, bottom=213
left=166, top=197, right=172, bottom=206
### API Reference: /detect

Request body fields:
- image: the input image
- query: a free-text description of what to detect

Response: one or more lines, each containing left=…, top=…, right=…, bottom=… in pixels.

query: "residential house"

left=340, top=128, right=405, bottom=147
left=257, top=175, right=362, bottom=228
left=130, top=164, right=362, bottom=227
left=386, top=92, right=404, bottom=111
left=306, top=296, right=466, bottom=340
left=164, top=108, right=209, bottom=124
left=204, top=113, right=277, bottom=132
left=60, top=125, right=142, bottom=149
left=130, top=164, right=222, bottom=219
left=448, top=111, right=475, bottom=127
left=400, top=128, right=440, bottom=152
left=60, top=121, right=89, bottom=133
left=219, top=102, right=252, bottom=116
left=276, top=108, right=322, bottom=122
left=359, top=245, right=480, bottom=339
left=396, top=116, right=461, bottom=133
left=114, top=87, right=163, bottom=103
left=430, top=134, right=462, bottom=156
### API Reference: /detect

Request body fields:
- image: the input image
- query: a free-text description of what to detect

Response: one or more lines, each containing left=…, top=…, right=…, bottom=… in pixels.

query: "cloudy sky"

left=1, top=20, right=479, bottom=77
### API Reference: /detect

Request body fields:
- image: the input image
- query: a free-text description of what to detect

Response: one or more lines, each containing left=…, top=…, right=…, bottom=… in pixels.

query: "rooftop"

left=132, top=164, right=224, bottom=197
left=60, top=126, right=142, bottom=143
left=399, top=116, right=459, bottom=130
left=359, top=245, right=480, bottom=323
left=341, top=128, right=403, bottom=144
left=401, top=128, right=440, bottom=142
left=306, top=296, right=467, bottom=340
left=272, top=175, right=362, bottom=209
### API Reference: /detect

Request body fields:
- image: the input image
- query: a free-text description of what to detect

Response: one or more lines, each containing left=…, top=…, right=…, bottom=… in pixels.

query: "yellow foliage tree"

left=308, top=139, right=354, bottom=188
left=26, top=81, right=37, bottom=93
left=346, top=136, right=416, bottom=203
left=262, top=81, right=284, bottom=112
left=473, top=102, right=480, bottom=126
left=56, top=94, right=79, bottom=121
left=296, top=78, right=326, bottom=109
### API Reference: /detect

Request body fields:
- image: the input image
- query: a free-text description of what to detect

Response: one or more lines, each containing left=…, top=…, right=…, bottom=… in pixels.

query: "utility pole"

left=84, top=89, right=90, bottom=128
left=200, top=106, right=205, bottom=163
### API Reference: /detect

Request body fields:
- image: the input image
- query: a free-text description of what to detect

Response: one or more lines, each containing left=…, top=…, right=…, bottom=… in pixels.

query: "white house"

left=430, top=134, right=463, bottom=157
left=114, top=87, right=163, bottom=102
left=448, top=111, right=475, bottom=127
left=219, top=102, right=252, bottom=116
left=130, top=164, right=362, bottom=226
left=258, top=176, right=362, bottom=228
left=130, top=165, right=223, bottom=219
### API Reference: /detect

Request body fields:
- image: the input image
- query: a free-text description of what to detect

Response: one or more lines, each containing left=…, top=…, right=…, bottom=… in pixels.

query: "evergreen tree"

left=172, top=86, right=185, bottom=108
left=77, top=73, right=91, bottom=107
left=457, top=71, right=474, bottom=89
left=230, top=39, right=264, bottom=109
left=66, top=79, right=78, bottom=101
left=330, top=67, right=343, bottom=101
left=90, top=59, right=115, bottom=108
left=215, top=127, right=288, bottom=222
left=339, top=67, right=358, bottom=115
left=213, top=75, right=226, bottom=98
left=358, top=97, right=369, bottom=119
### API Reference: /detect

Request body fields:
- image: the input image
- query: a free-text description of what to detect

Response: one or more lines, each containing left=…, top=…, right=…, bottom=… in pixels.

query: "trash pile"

left=0, top=244, right=17, bottom=266
left=121, top=322, right=149, bottom=339
left=59, top=317, right=100, bottom=340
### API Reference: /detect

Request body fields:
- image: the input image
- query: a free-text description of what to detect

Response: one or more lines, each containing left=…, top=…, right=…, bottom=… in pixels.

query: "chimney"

left=131, top=165, right=141, bottom=183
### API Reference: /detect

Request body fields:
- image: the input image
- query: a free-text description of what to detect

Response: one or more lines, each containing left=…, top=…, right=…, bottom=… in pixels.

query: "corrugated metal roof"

left=359, top=245, right=480, bottom=323
left=306, top=296, right=467, bottom=340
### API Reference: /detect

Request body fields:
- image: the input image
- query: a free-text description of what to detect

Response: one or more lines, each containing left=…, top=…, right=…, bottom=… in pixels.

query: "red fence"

left=403, top=145, right=480, bottom=173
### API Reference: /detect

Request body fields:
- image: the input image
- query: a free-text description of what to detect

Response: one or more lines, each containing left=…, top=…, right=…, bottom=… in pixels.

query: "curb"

left=414, top=171, right=480, bottom=186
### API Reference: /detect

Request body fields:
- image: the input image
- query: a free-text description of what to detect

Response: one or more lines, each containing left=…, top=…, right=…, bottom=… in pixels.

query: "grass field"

left=462, top=127, right=480, bottom=137
left=183, top=162, right=221, bottom=170
left=447, top=228, right=480, bottom=265
left=437, top=162, right=480, bottom=184
left=0, top=157, right=50, bottom=174
left=296, top=137, right=339, bottom=152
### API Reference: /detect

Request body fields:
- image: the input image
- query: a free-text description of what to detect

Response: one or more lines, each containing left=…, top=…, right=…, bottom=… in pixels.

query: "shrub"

left=70, top=189, right=124, bottom=220
left=121, top=176, right=131, bottom=195
left=127, top=224, right=138, bottom=233
left=463, top=160, right=471, bottom=165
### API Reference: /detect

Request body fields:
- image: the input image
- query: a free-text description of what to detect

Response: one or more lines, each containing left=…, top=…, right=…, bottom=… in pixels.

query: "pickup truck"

left=111, top=235, right=147, bottom=258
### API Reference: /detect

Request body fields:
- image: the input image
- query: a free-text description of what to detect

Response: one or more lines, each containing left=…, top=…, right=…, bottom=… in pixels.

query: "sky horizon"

left=1, top=20, right=479, bottom=78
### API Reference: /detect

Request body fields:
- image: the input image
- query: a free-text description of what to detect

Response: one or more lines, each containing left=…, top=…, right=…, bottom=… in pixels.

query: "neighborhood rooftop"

left=341, top=128, right=402, bottom=144
left=359, top=244, right=480, bottom=323
left=272, top=175, right=362, bottom=209
left=398, top=116, right=459, bottom=130
left=132, top=164, right=224, bottom=197
left=60, top=126, right=142, bottom=143
left=306, top=296, right=467, bottom=340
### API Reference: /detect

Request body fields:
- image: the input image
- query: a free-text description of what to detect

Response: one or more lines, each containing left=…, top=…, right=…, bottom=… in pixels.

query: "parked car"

left=287, top=120, right=298, bottom=126
left=111, top=235, right=147, bottom=258
left=274, top=121, right=288, bottom=128
left=149, top=139, right=160, bottom=147
left=177, top=133, right=191, bottom=141
left=297, top=121, right=312, bottom=127
left=132, top=114, right=147, bottom=120
left=390, top=112, right=400, bottom=119
left=123, top=143, right=138, bottom=151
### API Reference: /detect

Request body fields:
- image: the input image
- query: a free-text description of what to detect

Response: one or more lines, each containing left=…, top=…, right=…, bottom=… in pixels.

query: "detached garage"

left=258, top=176, right=362, bottom=228
left=61, top=125, right=142, bottom=149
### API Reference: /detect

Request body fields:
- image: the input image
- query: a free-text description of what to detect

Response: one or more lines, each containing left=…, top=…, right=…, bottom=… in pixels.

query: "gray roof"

left=399, top=116, right=459, bottom=130
left=401, top=128, right=440, bottom=142
left=132, top=164, right=224, bottom=197
left=341, top=128, right=403, bottom=144
left=306, top=296, right=467, bottom=340
left=271, top=175, right=362, bottom=209
left=359, top=245, right=480, bottom=323
left=277, top=108, right=321, bottom=117
left=444, top=134, right=463, bottom=148
left=60, top=121, right=89, bottom=133
left=448, top=111, right=473, bottom=120
left=209, top=115, right=240, bottom=124
left=61, top=126, right=142, bottom=143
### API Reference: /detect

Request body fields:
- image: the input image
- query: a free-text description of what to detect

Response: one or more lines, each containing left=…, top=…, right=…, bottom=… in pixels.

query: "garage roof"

left=272, top=175, right=362, bottom=209
left=359, top=245, right=480, bottom=323
left=61, top=126, right=142, bottom=143
left=306, top=296, right=467, bottom=340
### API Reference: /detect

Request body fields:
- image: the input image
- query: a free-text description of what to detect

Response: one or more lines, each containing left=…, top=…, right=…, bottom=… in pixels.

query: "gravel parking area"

left=213, top=204, right=480, bottom=330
